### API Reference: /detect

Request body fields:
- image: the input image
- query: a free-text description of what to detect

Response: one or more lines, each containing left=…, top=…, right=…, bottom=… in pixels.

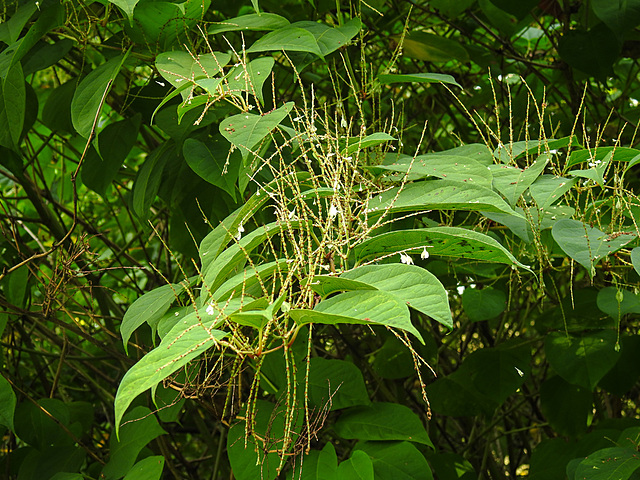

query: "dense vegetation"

left=2, top=0, right=640, bottom=479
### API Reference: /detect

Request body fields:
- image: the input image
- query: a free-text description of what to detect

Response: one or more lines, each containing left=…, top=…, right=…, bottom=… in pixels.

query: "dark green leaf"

left=462, top=287, right=506, bottom=322
left=557, top=25, right=621, bottom=80
left=337, top=450, right=374, bottom=480
left=183, top=136, right=240, bottom=199
left=396, top=31, right=469, bottom=63
left=308, top=358, right=370, bottom=411
left=247, top=26, right=323, bottom=56
left=377, top=73, right=461, bottom=88
left=0, top=375, right=16, bottom=432
left=3, top=61, right=25, bottom=147
left=71, top=54, right=128, bottom=138
left=540, top=376, right=591, bottom=437
left=545, top=330, right=620, bottom=391
left=123, top=456, right=165, bottom=480
left=488, top=154, right=549, bottom=207
left=575, top=447, right=640, bottom=480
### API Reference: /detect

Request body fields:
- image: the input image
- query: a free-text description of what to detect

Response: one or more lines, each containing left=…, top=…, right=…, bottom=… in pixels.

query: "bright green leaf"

left=575, top=447, right=640, bottom=480
left=489, top=154, right=549, bottom=207
left=377, top=73, right=461, bottom=88
left=183, top=136, right=239, bottom=200
left=108, top=0, right=140, bottom=25
left=355, top=441, right=433, bottom=480
left=247, top=26, right=323, bottom=56
left=208, top=13, right=289, bottom=34
left=334, top=402, right=433, bottom=446
left=337, top=450, right=374, bottom=480
left=123, top=456, right=165, bottom=480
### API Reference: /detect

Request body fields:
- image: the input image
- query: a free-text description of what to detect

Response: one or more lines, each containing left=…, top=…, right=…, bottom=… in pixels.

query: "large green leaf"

left=366, top=180, right=520, bottom=216
left=120, top=281, right=190, bottom=353
left=529, top=175, right=577, bottom=209
left=334, top=402, right=433, bottom=446
left=462, top=287, right=506, bottom=321
left=631, top=247, right=640, bottom=276
left=352, top=226, right=530, bottom=271
left=596, top=287, right=640, bottom=318
left=308, top=358, right=370, bottom=411
left=488, top=154, right=549, bottom=207
left=220, top=102, right=294, bottom=160
left=592, top=0, right=640, bottom=35
left=336, top=450, right=374, bottom=480
left=552, top=219, right=636, bottom=277
left=71, top=53, right=128, bottom=138
left=0, top=375, right=16, bottom=432
left=540, top=376, right=591, bottom=437
left=342, top=133, right=396, bottom=155
left=290, top=19, right=362, bottom=56
left=122, top=456, right=165, bottom=480
left=107, top=0, right=140, bottom=24
left=81, top=114, right=141, bottom=196
left=574, top=447, right=640, bottom=480
left=208, top=13, right=290, bottom=34
left=377, top=73, right=461, bottom=88
left=247, top=26, right=323, bottom=56
left=3, top=62, right=25, bottom=148
left=545, top=330, right=620, bottom=391
left=132, top=142, right=175, bottom=219
left=114, top=316, right=227, bottom=436
left=183, top=136, right=239, bottom=200
left=224, top=57, right=275, bottom=104
left=102, top=407, right=166, bottom=480
left=16, top=446, right=85, bottom=480
left=397, top=31, right=469, bottom=62
left=299, top=443, right=338, bottom=480
left=155, top=50, right=230, bottom=100
left=355, top=441, right=433, bottom=480
left=291, top=290, right=423, bottom=343
left=557, top=25, right=621, bottom=80
left=376, top=154, right=493, bottom=187
left=341, top=264, right=452, bottom=329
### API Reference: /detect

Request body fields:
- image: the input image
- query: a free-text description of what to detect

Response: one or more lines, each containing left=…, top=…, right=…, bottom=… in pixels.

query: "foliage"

left=2, top=1, right=640, bottom=479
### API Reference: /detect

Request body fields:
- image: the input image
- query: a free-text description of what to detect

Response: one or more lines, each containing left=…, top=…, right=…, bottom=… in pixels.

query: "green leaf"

left=0, top=375, right=16, bottom=432
left=334, top=402, right=433, bottom=446
left=337, top=450, right=374, bottom=480
left=213, top=260, right=290, bottom=302
left=202, top=220, right=303, bottom=294
left=17, top=446, right=85, bottom=480
left=568, top=146, right=640, bottom=169
left=81, top=115, right=141, bottom=196
left=292, top=290, right=423, bottom=343
left=42, top=80, right=75, bottom=133
left=114, top=316, right=227, bottom=436
left=208, top=13, right=289, bottom=34
left=355, top=441, right=433, bottom=480
left=377, top=73, right=461, bottom=88
left=341, top=264, right=452, bottom=329
left=107, top=0, right=140, bottom=25
left=14, top=398, right=72, bottom=449
left=155, top=51, right=230, bottom=99
left=132, top=142, right=175, bottom=219
left=71, top=53, right=129, bottom=138
left=552, top=219, right=636, bottom=277
left=308, top=358, right=370, bottom=411
left=575, top=447, right=640, bottom=480
left=599, top=335, right=640, bottom=396
left=3, top=61, right=25, bottom=147
left=540, top=376, right=591, bottom=437
left=462, top=287, right=506, bottom=322
left=183, top=136, right=240, bottom=200
left=102, top=407, right=166, bottom=480
left=352, top=226, right=530, bottom=271
left=247, top=26, right=323, bottom=56
left=529, top=175, right=577, bottom=210
left=545, top=330, right=620, bottom=391
left=597, top=287, right=640, bottom=318
left=631, top=247, right=640, bottom=276
left=220, top=102, right=294, bottom=160
left=123, top=456, right=165, bottom=480
left=366, top=180, right=520, bottom=217
left=120, top=281, right=190, bottom=353
left=592, top=0, right=640, bottom=36
left=425, top=452, right=476, bottom=480
left=568, top=152, right=611, bottom=186
left=300, top=443, right=338, bottom=480
left=342, top=133, right=396, bottom=155
left=396, top=31, right=469, bottom=63
left=557, top=25, right=620, bottom=81
left=225, top=57, right=275, bottom=104
left=488, top=154, right=549, bottom=207
left=0, top=2, right=37, bottom=44
left=373, top=337, right=415, bottom=380
left=376, top=154, right=493, bottom=187
left=291, top=18, right=362, bottom=56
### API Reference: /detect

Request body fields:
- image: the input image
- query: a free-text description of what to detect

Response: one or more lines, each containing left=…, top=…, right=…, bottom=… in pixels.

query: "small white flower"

left=341, top=117, right=347, bottom=128
left=400, top=253, right=414, bottom=265
left=206, top=304, right=215, bottom=316
left=421, top=247, right=430, bottom=260
left=155, top=80, right=165, bottom=87
left=236, top=223, right=244, bottom=240
left=344, top=156, right=353, bottom=161
left=332, top=179, right=341, bottom=192
left=328, top=203, right=338, bottom=219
